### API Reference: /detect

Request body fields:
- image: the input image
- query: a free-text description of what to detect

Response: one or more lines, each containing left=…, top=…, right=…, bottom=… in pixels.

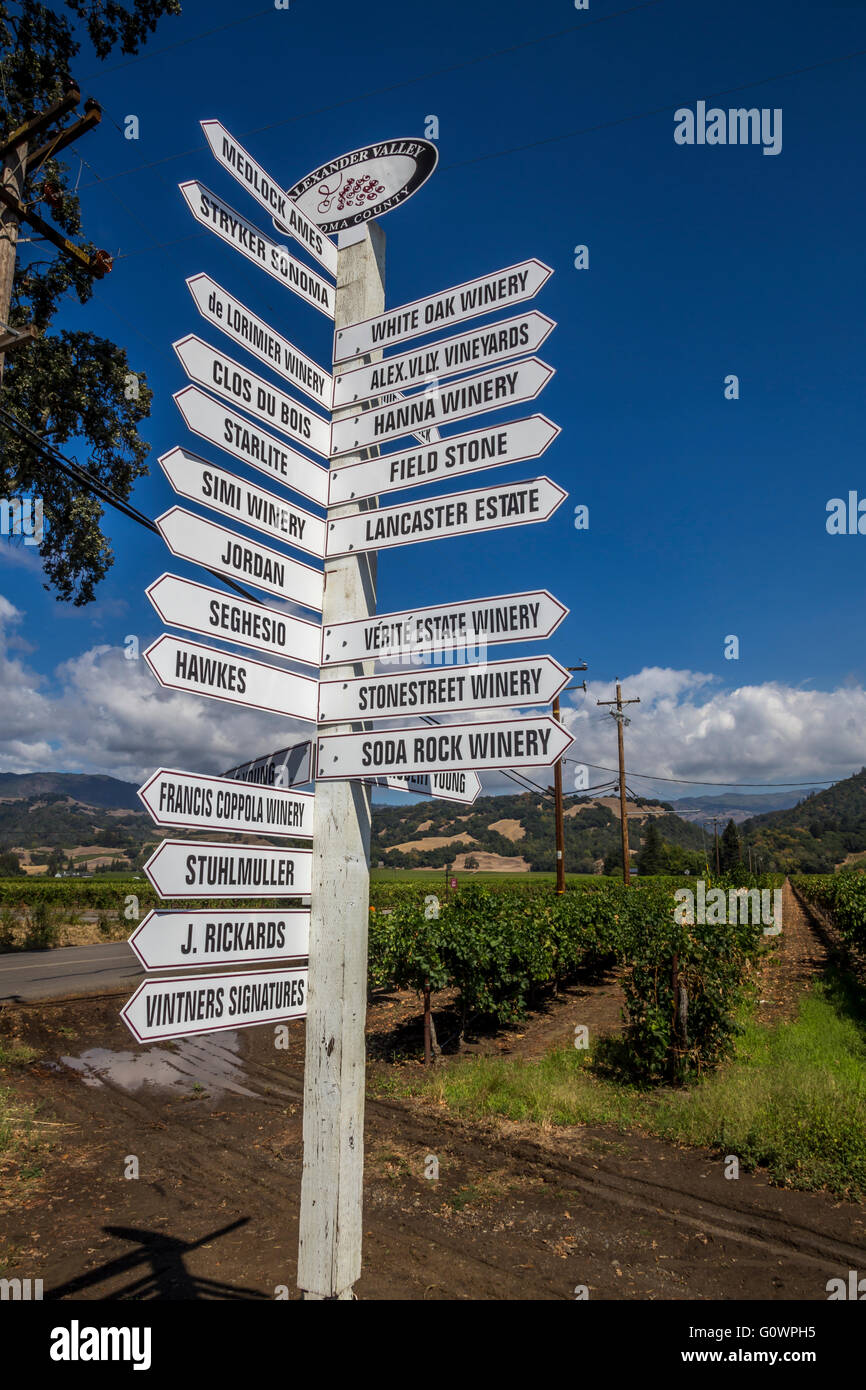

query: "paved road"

left=0, top=941, right=144, bottom=1002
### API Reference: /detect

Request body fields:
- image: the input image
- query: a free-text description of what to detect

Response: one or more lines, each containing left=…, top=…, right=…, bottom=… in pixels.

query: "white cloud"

left=562, top=668, right=866, bottom=791
left=0, top=591, right=863, bottom=799
left=0, top=600, right=307, bottom=782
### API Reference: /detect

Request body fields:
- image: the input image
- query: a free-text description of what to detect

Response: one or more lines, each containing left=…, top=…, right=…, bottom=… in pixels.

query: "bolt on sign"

left=143, top=839, right=313, bottom=900
left=200, top=119, right=338, bottom=278
left=174, top=385, right=329, bottom=509
left=144, top=633, right=318, bottom=722
left=129, top=909, right=311, bottom=972
left=332, top=309, right=555, bottom=408
left=327, top=415, right=560, bottom=505
left=137, top=768, right=313, bottom=838
left=316, top=716, right=575, bottom=779
left=321, top=590, right=569, bottom=666
left=146, top=573, right=321, bottom=669
left=325, top=477, right=567, bottom=557
left=158, top=448, right=326, bottom=560
left=121, top=968, right=309, bottom=1044
left=186, top=273, right=332, bottom=410
left=318, top=655, right=569, bottom=722
left=179, top=180, right=334, bottom=318
left=334, top=258, right=552, bottom=362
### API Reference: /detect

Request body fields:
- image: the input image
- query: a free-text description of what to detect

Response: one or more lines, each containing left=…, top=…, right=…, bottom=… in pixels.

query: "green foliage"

left=636, top=820, right=665, bottom=874
left=368, top=876, right=761, bottom=1077
left=0, top=850, right=23, bottom=875
left=743, top=768, right=866, bottom=873
left=792, top=870, right=866, bottom=956
left=0, top=0, right=179, bottom=603
left=719, top=818, right=741, bottom=872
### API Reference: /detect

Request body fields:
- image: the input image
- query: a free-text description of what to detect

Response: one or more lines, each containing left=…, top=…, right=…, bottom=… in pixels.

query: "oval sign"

left=284, top=138, right=438, bottom=234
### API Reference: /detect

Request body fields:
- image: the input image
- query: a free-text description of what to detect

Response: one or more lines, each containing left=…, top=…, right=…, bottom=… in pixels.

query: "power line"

left=565, top=758, right=838, bottom=789
left=79, top=7, right=275, bottom=81
left=76, top=0, right=668, bottom=191
left=0, top=404, right=265, bottom=609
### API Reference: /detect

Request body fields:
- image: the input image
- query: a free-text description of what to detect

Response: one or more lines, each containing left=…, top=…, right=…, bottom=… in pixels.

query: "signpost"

left=159, top=448, right=326, bottom=560
left=137, top=767, right=314, bottom=838
left=321, top=589, right=569, bottom=666
left=179, top=181, right=334, bottom=318
left=332, top=310, right=555, bottom=408
left=318, top=654, right=569, bottom=722
left=143, top=838, right=313, bottom=899
left=144, top=633, right=318, bottom=722
left=316, top=715, right=574, bottom=779
left=284, top=137, right=438, bottom=234
left=334, top=258, right=552, bottom=362
left=325, top=477, right=567, bottom=557
left=372, top=770, right=481, bottom=805
left=173, top=335, right=330, bottom=458
left=174, top=385, right=329, bottom=508
left=327, top=415, right=559, bottom=505
left=129, top=122, right=572, bottom=1304
left=187, top=273, right=332, bottom=410
left=330, top=357, right=554, bottom=455
left=200, top=118, right=338, bottom=278
left=146, top=573, right=321, bottom=668
left=223, top=741, right=312, bottom=788
left=129, top=909, right=310, bottom=972
left=156, top=506, right=324, bottom=611
left=121, top=967, right=308, bottom=1044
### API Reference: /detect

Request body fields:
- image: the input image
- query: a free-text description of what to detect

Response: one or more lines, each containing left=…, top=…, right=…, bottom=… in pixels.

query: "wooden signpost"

left=127, top=120, right=573, bottom=1305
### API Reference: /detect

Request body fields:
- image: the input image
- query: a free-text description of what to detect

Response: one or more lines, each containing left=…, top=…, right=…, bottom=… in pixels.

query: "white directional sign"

left=144, top=838, right=313, bottom=899
left=318, top=655, right=569, bottom=723
left=285, top=137, right=438, bottom=235
left=187, top=274, right=332, bottom=410
left=322, top=590, right=569, bottom=666
left=317, top=716, right=574, bottom=778
left=200, top=119, right=338, bottom=277
left=325, top=477, right=567, bottom=558
left=146, top=573, right=321, bottom=668
left=144, top=634, right=318, bottom=722
left=156, top=506, right=323, bottom=612
left=121, top=967, right=308, bottom=1043
left=173, top=335, right=330, bottom=458
left=223, top=741, right=312, bottom=789
left=334, top=258, right=553, bottom=363
left=330, top=358, right=554, bottom=456
left=332, top=311, right=555, bottom=408
left=129, top=908, right=310, bottom=972
left=328, top=416, right=560, bottom=506
left=159, top=448, right=325, bottom=560
left=373, top=771, right=482, bottom=805
left=137, top=767, right=314, bottom=839
left=179, top=181, right=334, bottom=319
left=175, top=386, right=329, bottom=509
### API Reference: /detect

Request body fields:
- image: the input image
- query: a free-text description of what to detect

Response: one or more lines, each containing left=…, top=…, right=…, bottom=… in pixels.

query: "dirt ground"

left=1, top=886, right=865, bottom=1301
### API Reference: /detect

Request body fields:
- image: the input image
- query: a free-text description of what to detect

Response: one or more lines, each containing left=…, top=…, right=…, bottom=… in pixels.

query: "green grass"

left=390, top=968, right=866, bottom=1200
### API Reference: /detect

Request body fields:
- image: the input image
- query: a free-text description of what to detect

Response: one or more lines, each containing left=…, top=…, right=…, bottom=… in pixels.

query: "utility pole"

left=597, top=681, right=640, bottom=885
left=0, top=85, right=107, bottom=384
left=707, top=816, right=721, bottom=875
left=297, top=222, right=385, bottom=1301
left=550, top=665, right=587, bottom=894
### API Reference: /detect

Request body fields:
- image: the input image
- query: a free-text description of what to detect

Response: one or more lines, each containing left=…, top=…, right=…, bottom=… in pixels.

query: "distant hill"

left=372, top=790, right=706, bottom=874
left=741, top=768, right=866, bottom=872
left=669, top=791, right=806, bottom=824
left=0, top=772, right=140, bottom=810
left=0, top=772, right=711, bottom=877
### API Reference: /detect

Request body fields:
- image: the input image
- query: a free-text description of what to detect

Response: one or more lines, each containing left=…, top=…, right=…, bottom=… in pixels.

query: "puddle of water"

left=58, top=1032, right=256, bottom=1098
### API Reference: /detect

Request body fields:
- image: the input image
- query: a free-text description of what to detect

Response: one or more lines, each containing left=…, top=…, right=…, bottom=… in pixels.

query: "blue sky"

left=2, top=0, right=866, bottom=798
